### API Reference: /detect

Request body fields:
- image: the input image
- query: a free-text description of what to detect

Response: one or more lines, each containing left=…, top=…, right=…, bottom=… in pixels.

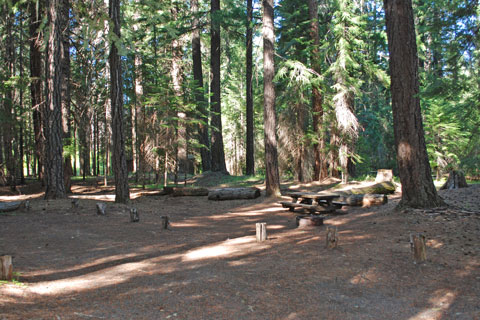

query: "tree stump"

left=326, top=227, right=338, bottom=249
left=96, top=203, right=107, bottom=215
left=375, top=169, right=393, bottom=183
left=256, top=222, right=267, bottom=242
left=440, top=170, right=468, bottom=190
left=296, top=215, right=324, bottom=228
left=208, top=187, right=261, bottom=200
left=0, top=255, right=13, bottom=281
left=130, top=208, right=139, bottom=222
left=161, top=216, right=170, bottom=229
left=410, top=233, right=427, bottom=263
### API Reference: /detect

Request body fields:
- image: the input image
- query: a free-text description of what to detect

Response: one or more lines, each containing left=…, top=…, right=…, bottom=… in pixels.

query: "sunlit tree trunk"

left=192, top=0, right=211, bottom=172
left=245, top=0, right=255, bottom=176
left=44, top=0, right=66, bottom=199
left=109, top=0, right=130, bottom=203
left=210, top=0, right=228, bottom=173
left=263, top=0, right=281, bottom=196
left=384, top=0, right=444, bottom=208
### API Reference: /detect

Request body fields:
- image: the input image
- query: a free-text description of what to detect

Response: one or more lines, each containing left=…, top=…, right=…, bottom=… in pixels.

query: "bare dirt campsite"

left=1, top=177, right=479, bottom=320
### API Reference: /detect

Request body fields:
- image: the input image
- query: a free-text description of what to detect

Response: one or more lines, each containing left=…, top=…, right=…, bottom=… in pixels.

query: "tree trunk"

left=44, top=0, right=66, bottom=199
left=440, top=170, right=468, bottom=190
left=263, top=0, right=281, bottom=197
left=384, top=0, right=444, bottom=208
left=245, top=0, right=255, bottom=176
left=109, top=0, right=130, bottom=203
left=30, top=0, right=44, bottom=183
left=210, top=0, right=228, bottom=173
left=308, top=0, right=328, bottom=181
left=191, top=0, right=211, bottom=172
left=60, top=0, right=72, bottom=193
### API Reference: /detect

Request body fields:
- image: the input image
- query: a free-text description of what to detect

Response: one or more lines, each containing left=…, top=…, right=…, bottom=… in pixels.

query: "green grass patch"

left=0, top=272, right=26, bottom=287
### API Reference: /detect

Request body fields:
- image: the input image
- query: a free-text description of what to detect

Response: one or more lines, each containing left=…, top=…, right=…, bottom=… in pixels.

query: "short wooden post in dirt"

left=161, top=216, right=170, bottom=229
left=96, top=203, right=107, bottom=215
left=410, top=233, right=427, bottom=263
left=71, top=198, right=79, bottom=209
left=375, top=169, right=393, bottom=183
left=0, top=255, right=13, bottom=281
left=326, top=227, right=338, bottom=249
left=256, top=222, right=267, bottom=242
left=130, top=208, right=139, bottom=222
left=296, top=215, right=324, bottom=228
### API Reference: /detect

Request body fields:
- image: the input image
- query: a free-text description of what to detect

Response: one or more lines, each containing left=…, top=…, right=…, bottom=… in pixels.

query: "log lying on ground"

left=172, top=187, right=209, bottom=197
left=0, top=201, right=24, bottom=213
left=208, top=187, right=261, bottom=200
left=335, top=194, right=388, bottom=207
left=440, top=170, right=468, bottom=190
left=341, top=181, right=396, bottom=195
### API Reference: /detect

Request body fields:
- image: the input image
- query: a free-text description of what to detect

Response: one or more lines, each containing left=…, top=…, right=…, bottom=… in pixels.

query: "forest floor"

left=0, top=176, right=479, bottom=320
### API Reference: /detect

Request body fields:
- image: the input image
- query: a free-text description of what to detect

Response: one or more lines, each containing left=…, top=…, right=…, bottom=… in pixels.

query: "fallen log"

left=335, top=194, right=387, bottom=207
left=0, top=201, right=23, bottom=213
left=208, top=187, right=261, bottom=200
left=172, top=187, right=209, bottom=197
left=343, top=181, right=396, bottom=195
left=296, top=215, right=324, bottom=228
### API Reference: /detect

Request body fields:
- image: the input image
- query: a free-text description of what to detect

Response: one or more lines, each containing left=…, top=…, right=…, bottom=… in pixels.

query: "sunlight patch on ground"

left=455, top=259, right=480, bottom=277
left=350, top=267, right=378, bottom=285
left=426, top=239, right=444, bottom=249
left=408, top=289, right=456, bottom=320
left=70, top=194, right=116, bottom=201
left=0, top=193, right=43, bottom=201
left=183, top=236, right=269, bottom=262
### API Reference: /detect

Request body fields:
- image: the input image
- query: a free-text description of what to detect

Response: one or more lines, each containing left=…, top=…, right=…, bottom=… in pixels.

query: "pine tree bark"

left=44, top=0, right=66, bottom=199
left=60, top=0, right=72, bottom=193
left=210, top=0, right=228, bottom=173
left=384, top=0, right=444, bottom=208
left=308, top=0, right=328, bottom=181
left=109, top=0, right=130, bottom=203
left=191, top=0, right=211, bottom=172
left=245, top=0, right=255, bottom=175
left=263, top=0, right=281, bottom=196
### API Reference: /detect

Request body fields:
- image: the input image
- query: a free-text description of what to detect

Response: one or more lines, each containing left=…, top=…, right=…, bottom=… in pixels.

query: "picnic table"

left=280, top=192, right=345, bottom=214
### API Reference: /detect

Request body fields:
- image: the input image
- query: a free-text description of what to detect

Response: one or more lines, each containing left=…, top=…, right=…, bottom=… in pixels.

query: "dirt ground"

left=0, top=179, right=479, bottom=320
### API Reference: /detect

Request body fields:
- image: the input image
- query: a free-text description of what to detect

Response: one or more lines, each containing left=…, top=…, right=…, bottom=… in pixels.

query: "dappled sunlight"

left=426, top=239, right=444, bottom=249
left=0, top=193, right=43, bottom=201
left=70, top=194, right=116, bottom=201
left=408, top=289, right=456, bottom=320
left=183, top=236, right=270, bottom=262
left=455, top=259, right=480, bottom=277
left=350, top=267, right=378, bottom=285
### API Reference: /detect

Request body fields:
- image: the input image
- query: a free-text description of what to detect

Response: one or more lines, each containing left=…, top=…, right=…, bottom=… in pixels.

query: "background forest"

left=0, top=0, right=479, bottom=194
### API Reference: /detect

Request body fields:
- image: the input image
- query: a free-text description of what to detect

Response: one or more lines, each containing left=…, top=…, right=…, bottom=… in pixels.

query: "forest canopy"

left=0, top=0, right=478, bottom=193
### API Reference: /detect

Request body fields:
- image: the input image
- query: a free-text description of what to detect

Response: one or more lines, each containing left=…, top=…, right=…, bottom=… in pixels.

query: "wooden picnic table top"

left=284, top=192, right=341, bottom=200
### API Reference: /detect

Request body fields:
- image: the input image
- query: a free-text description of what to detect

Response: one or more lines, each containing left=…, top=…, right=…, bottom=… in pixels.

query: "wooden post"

left=130, top=208, right=139, bottom=222
left=256, top=222, right=267, bottom=242
left=161, top=216, right=170, bottom=229
left=96, top=202, right=107, bottom=215
left=71, top=198, right=79, bottom=209
left=410, top=233, right=427, bottom=263
left=0, top=255, right=13, bottom=281
left=326, top=227, right=338, bottom=249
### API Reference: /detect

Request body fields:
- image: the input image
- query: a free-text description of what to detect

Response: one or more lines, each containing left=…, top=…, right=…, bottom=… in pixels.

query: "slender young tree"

left=384, top=0, right=444, bottom=208
left=29, top=0, right=44, bottom=183
left=245, top=0, right=255, bottom=175
left=44, top=0, right=66, bottom=199
left=210, top=0, right=228, bottom=173
left=191, top=0, right=211, bottom=172
left=263, top=0, right=281, bottom=196
left=109, top=0, right=130, bottom=203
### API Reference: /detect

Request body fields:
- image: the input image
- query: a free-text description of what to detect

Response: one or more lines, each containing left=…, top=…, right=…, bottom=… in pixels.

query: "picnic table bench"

left=280, top=192, right=347, bottom=214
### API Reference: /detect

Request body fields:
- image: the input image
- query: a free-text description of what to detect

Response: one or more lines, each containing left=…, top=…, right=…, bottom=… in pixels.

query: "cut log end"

left=296, top=215, right=324, bottom=228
